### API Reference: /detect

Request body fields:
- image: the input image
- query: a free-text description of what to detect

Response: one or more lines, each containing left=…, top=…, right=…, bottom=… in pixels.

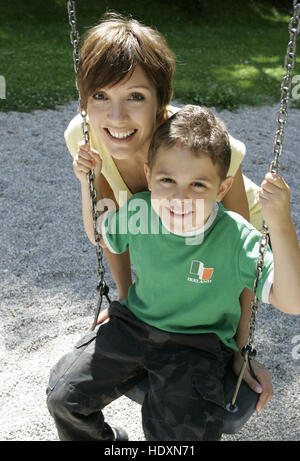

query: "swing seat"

left=223, top=368, right=259, bottom=434
left=124, top=367, right=259, bottom=435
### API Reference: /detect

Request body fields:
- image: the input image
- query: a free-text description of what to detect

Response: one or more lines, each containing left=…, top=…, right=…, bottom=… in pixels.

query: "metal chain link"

left=67, top=1, right=80, bottom=78
left=271, top=0, right=300, bottom=174
left=229, top=0, right=300, bottom=410
left=67, top=0, right=110, bottom=331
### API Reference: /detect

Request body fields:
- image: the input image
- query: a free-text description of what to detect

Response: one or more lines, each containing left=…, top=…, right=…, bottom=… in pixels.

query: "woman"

left=65, top=12, right=272, bottom=413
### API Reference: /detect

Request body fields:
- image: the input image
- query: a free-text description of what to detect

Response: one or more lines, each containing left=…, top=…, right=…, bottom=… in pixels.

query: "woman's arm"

left=234, top=288, right=274, bottom=414
left=74, top=142, right=133, bottom=302
left=221, top=166, right=250, bottom=221
left=223, top=165, right=274, bottom=412
left=261, top=173, right=300, bottom=314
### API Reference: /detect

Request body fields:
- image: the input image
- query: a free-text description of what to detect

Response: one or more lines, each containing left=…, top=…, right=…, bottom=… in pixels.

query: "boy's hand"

left=88, top=308, right=110, bottom=331
left=258, top=172, right=291, bottom=229
left=73, top=140, right=102, bottom=184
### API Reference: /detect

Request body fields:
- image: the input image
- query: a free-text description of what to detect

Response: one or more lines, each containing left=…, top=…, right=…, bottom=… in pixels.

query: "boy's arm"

left=259, top=173, right=300, bottom=314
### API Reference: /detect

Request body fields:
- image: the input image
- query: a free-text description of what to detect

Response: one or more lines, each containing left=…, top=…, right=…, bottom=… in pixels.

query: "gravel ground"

left=0, top=100, right=299, bottom=441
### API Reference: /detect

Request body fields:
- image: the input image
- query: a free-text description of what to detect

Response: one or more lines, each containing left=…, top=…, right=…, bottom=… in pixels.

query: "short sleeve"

left=228, top=134, right=246, bottom=177
left=238, top=229, right=274, bottom=303
left=64, top=113, right=83, bottom=159
left=101, top=207, right=130, bottom=255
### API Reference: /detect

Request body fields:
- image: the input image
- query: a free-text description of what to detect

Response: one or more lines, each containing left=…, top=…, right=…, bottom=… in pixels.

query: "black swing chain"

left=229, top=0, right=300, bottom=410
left=67, top=0, right=111, bottom=331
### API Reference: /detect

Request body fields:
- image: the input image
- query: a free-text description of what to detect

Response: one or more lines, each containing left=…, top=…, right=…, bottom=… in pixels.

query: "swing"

left=66, top=0, right=300, bottom=435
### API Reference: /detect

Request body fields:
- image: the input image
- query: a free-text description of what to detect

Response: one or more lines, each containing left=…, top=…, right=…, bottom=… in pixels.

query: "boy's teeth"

left=171, top=209, right=192, bottom=216
left=108, top=129, right=135, bottom=139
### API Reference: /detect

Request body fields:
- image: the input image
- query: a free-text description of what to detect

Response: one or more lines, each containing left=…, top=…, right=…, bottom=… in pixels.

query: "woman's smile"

left=104, top=127, right=138, bottom=143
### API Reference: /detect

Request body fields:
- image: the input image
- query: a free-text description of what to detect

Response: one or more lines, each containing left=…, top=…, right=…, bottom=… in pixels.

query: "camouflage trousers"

left=46, top=301, right=233, bottom=441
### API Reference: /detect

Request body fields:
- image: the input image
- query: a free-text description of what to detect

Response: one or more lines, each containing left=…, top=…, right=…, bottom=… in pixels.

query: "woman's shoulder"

left=64, top=113, right=83, bottom=158
left=64, top=114, right=82, bottom=138
left=167, top=103, right=183, bottom=117
left=228, top=133, right=245, bottom=158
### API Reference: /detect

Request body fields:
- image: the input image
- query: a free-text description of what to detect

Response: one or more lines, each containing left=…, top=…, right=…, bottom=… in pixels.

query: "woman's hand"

left=232, top=353, right=274, bottom=414
left=73, top=140, right=102, bottom=184
left=259, top=172, right=291, bottom=229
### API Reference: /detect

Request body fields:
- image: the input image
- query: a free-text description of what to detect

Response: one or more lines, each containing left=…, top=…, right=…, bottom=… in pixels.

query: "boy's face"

left=144, top=142, right=233, bottom=234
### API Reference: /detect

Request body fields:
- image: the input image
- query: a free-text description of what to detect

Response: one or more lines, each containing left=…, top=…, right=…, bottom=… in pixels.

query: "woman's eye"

left=93, top=92, right=107, bottom=100
left=130, top=93, right=145, bottom=101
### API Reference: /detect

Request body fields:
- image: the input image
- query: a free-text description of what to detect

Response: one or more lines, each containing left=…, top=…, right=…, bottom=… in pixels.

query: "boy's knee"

left=46, top=379, right=70, bottom=418
left=46, top=353, right=78, bottom=417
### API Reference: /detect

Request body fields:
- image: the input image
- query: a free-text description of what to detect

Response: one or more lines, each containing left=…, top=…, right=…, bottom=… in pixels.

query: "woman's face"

left=87, top=65, right=159, bottom=161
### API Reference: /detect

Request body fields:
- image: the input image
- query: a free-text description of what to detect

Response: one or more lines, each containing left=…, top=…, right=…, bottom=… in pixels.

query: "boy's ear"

left=216, top=176, right=233, bottom=202
left=144, top=163, right=152, bottom=191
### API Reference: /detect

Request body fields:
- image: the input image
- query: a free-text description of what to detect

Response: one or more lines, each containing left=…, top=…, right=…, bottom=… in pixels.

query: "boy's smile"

left=145, top=142, right=233, bottom=234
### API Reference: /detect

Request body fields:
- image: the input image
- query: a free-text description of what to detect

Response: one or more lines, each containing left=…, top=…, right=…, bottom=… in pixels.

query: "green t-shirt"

left=101, top=191, right=273, bottom=350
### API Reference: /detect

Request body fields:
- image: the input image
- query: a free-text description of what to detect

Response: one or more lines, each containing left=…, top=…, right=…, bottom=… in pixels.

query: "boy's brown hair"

left=148, top=105, right=231, bottom=180
left=77, top=12, right=175, bottom=120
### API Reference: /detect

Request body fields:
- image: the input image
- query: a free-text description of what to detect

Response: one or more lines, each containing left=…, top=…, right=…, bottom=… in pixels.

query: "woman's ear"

left=163, top=106, right=169, bottom=121
left=216, top=176, right=233, bottom=202
left=144, top=163, right=152, bottom=191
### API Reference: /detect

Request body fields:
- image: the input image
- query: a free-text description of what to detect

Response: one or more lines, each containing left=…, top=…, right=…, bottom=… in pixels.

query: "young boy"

left=47, top=105, right=300, bottom=441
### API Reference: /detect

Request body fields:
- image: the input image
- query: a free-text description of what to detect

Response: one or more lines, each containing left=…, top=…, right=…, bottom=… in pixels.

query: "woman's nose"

left=107, top=102, right=128, bottom=123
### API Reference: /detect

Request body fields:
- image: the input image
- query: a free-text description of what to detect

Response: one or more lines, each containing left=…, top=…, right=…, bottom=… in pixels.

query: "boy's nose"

left=169, top=192, right=191, bottom=213
left=171, top=188, right=188, bottom=202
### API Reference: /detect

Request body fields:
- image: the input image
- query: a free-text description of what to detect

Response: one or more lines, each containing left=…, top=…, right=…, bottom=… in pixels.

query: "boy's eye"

left=160, top=177, right=174, bottom=184
left=129, top=93, right=145, bottom=101
left=191, top=182, right=206, bottom=189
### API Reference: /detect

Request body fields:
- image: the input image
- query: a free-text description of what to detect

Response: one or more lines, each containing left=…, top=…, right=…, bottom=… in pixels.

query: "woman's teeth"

left=107, top=129, right=136, bottom=139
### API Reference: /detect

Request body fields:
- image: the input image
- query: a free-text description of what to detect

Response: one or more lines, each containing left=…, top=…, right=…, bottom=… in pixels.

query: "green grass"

left=0, top=0, right=299, bottom=112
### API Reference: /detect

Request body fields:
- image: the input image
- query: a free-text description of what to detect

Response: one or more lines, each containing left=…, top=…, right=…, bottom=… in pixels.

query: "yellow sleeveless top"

left=64, top=105, right=262, bottom=231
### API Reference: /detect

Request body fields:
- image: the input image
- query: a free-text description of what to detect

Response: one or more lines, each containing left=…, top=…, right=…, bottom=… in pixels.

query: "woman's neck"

left=113, top=152, right=149, bottom=195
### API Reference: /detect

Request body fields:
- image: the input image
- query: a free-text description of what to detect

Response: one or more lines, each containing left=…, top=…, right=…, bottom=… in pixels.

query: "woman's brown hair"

left=77, top=12, right=175, bottom=119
